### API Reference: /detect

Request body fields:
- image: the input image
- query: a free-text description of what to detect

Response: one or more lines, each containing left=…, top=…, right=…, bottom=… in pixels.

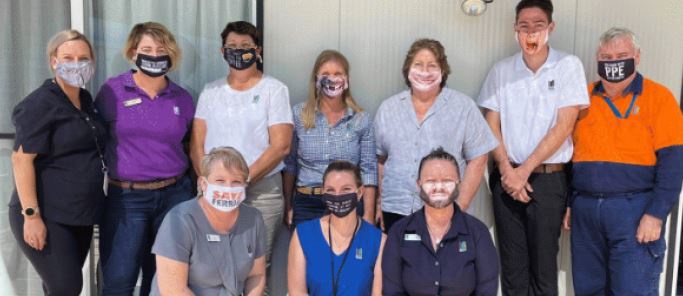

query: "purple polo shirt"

left=95, top=70, right=195, bottom=181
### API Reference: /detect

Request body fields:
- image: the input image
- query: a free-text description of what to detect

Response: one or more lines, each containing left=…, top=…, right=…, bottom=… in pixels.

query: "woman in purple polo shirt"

left=95, top=22, right=195, bottom=296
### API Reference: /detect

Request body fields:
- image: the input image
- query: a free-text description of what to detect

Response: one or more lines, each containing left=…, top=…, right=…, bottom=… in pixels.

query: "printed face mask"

left=316, top=75, right=348, bottom=98
left=408, top=68, right=442, bottom=92
left=135, top=54, right=172, bottom=77
left=203, top=182, right=246, bottom=212
left=55, top=61, right=94, bottom=88
left=598, top=58, right=635, bottom=83
left=224, top=48, right=258, bottom=70
left=419, top=181, right=459, bottom=209
left=516, top=29, right=549, bottom=55
left=321, top=192, right=358, bottom=218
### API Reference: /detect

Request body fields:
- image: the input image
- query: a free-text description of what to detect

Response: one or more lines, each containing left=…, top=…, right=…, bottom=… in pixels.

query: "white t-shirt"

left=196, top=75, right=293, bottom=176
left=478, top=47, right=589, bottom=164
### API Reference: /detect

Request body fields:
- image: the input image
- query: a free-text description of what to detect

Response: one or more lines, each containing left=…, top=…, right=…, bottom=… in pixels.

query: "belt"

left=511, top=162, right=564, bottom=174
left=576, top=189, right=651, bottom=198
left=109, top=175, right=181, bottom=190
left=296, top=186, right=324, bottom=195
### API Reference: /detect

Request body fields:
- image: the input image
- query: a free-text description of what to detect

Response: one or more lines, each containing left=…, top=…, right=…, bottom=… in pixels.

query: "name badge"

left=459, top=241, right=467, bottom=253
left=355, top=248, right=363, bottom=260
left=173, top=106, right=180, bottom=115
left=206, top=234, right=221, bottom=242
left=123, top=98, right=142, bottom=107
left=404, top=233, right=421, bottom=241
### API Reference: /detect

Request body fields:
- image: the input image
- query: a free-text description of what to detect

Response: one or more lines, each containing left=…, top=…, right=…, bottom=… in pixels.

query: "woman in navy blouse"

left=283, top=50, right=377, bottom=227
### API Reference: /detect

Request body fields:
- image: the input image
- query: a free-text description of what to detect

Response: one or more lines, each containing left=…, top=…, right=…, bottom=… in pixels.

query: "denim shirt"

left=284, top=102, right=378, bottom=187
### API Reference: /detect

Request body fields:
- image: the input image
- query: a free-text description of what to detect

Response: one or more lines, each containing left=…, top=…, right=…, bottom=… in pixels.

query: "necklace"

left=426, top=218, right=452, bottom=246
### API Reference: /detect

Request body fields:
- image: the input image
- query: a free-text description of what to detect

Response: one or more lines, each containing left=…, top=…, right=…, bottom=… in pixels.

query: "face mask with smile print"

left=516, top=29, right=549, bottom=55
left=316, top=75, right=348, bottom=98
left=408, top=68, right=442, bottom=92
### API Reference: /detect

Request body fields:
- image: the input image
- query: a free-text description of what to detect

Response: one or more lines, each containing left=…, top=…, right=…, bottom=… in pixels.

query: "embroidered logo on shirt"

left=123, top=98, right=142, bottom=107
left=355, top=248, right=363, bottom=260
left=459, top=240, right=467, bottom=253
left=632, top=105, right=640, bottom=115
left=248, top=245, right=254, bottom=258
left=252, top=95, right=260, bottom=104
left=173, top=105, right=180, bottom=115
left=548, top=80, right=555, bottom=91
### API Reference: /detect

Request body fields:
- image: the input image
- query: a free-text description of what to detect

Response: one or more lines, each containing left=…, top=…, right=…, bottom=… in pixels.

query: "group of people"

left=8, top=0, right=683, bottom=295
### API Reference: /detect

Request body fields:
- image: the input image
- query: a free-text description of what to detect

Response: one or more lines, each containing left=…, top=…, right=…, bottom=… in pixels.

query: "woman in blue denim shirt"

left=283, top=50, right=378, bottom=228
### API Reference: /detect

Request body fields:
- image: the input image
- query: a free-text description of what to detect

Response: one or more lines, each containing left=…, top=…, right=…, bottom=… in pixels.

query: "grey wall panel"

left=264, top=0, right=341, bottom=103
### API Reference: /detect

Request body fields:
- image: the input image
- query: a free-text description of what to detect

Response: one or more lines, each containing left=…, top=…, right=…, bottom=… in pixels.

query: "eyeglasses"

left=223, top=43, right=257, bottom=50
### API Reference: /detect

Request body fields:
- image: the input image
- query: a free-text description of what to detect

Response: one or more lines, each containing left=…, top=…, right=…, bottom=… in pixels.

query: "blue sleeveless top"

left=297, top=218, right=382, bottom=296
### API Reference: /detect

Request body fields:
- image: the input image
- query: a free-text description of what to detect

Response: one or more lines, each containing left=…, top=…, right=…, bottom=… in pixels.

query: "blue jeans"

left=100, top=175, right=192, bottom=296
left=571, top=191, right=666, bottom=296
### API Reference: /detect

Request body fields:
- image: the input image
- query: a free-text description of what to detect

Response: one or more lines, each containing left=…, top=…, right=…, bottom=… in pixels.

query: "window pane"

left=86, top=0, right=253, bottom=100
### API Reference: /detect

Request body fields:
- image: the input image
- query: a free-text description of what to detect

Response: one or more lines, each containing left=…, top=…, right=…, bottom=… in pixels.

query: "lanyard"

left=82, top=112, right=108, bottom=174
left=600, top=92, right=638, bottom=119
left=328, top=216, right=359, bottom=296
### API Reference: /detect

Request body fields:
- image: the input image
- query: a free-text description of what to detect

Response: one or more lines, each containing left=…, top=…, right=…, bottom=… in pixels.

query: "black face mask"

left=598, top=58, right=635, bottom=83
left=223, top=48, right=258, bottom=70
left=135, top=53, right=172, bottom=77
left=321, top=192, right=358, bottom=218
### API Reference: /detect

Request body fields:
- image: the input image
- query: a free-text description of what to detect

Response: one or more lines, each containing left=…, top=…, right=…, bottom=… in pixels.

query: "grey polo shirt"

left=150, top=199, right=266, bottom=296
left=375, top=88, right=498, bottom=216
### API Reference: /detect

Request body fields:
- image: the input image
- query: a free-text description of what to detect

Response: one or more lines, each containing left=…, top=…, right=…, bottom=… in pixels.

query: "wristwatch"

left=22, top=207, right=39, bottom=217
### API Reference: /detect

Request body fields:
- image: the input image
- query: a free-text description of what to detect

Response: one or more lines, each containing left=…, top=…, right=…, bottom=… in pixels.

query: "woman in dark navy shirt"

left=382, top=148, right=499, bottom=296
left=8, top=30, right=106, bottom=296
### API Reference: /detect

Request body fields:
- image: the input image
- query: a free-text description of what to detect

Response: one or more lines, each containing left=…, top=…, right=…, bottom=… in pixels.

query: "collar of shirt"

left=314, top=106, right=356, bottom=126
left=404, top=203, right=469, bottom=250
left=398, top=88, right=451, bottom=127
left=122, top=70, right=183, bottom=98
left=513, top=46, right=561, bottom=75
left=592, top=72, right=644, bottom=97
left=43, top=79, right=91, bottom=111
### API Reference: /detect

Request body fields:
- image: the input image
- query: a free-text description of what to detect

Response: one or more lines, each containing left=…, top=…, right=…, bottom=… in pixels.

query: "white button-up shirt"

left=478, top=47, right=589, bottom=164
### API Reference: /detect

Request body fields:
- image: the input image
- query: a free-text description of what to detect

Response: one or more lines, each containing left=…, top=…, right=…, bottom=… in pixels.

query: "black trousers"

left=382, top=211, right=406, bottom=233
left=490, top=169, right=567, bottom=296
left=9, top=207, right=93, bottom=296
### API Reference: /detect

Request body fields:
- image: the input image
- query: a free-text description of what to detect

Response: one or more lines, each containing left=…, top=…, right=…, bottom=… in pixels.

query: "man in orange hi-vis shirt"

left=567, top=27, right=683, bottom=295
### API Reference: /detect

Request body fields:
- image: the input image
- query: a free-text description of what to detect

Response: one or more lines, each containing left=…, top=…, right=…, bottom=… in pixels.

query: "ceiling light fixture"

left=461, top=0, right=494, bottom=16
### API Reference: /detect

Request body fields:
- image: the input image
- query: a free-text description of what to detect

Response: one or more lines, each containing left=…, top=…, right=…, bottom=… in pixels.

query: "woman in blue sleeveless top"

left=288, top=161, right=385, bottom=296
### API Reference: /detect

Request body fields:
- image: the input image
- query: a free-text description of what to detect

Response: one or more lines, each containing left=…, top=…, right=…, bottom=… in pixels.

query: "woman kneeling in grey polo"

left=151, top=147, right=267, bottom=295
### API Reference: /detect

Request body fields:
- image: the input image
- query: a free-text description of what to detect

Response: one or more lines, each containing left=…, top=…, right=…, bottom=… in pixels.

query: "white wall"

left=264, top=1, right=683, bottom=295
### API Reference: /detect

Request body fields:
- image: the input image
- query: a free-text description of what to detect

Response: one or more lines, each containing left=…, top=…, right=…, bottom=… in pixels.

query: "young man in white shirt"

left=477, top=0, right=589, bottom=295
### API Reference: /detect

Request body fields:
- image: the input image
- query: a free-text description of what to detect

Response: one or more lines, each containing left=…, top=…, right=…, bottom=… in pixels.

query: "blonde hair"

left=123, top=22, right=181, bottom=72
left=200, top=147, right=249, bottom=181
left=301, top=50, right=363, bottom=129
left=46, top=30, right=94, bottom=72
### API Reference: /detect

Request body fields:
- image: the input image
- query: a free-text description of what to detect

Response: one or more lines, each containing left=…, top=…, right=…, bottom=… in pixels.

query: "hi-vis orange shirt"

left=572, top=73, right=683, bottom=220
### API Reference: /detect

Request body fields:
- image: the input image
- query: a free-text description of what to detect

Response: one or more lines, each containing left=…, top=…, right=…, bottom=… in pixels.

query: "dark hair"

left=220, top=21, right=260, bottom=46
left=417, top=147, right=460, bottom=180
left=402, top=38, right=450, bottom=89
left=323, top=161, right=363, bottom=187
left=515, top=0, right=554, bottom=23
